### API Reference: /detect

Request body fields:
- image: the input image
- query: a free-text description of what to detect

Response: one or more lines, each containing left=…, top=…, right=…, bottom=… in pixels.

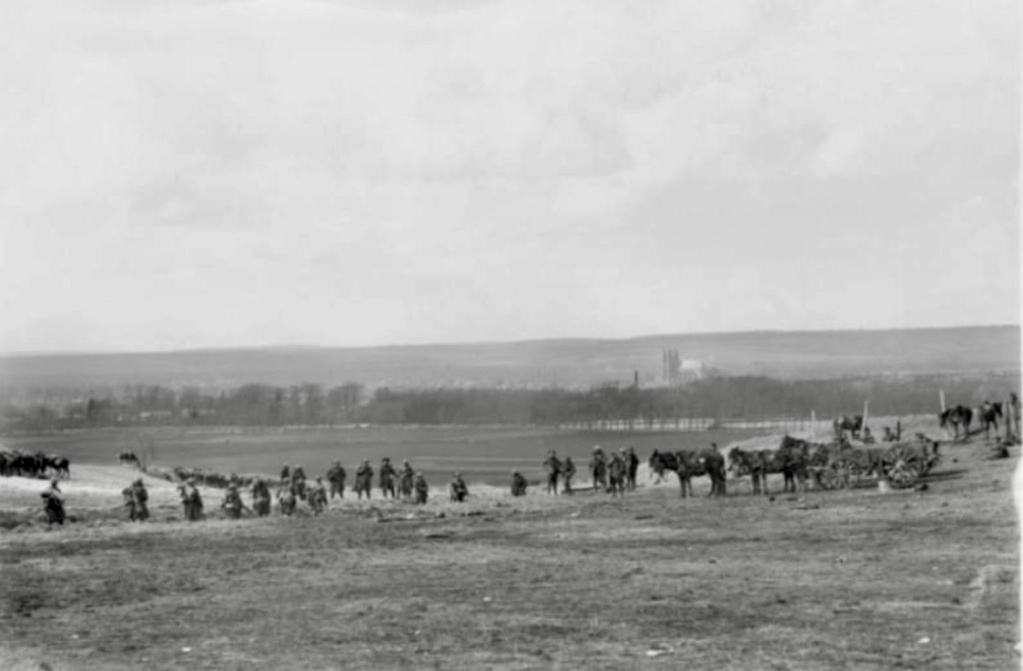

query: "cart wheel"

left=818, top=467, right=841, bottom=490
left=886, top=458, right=919, bottom=489
left=841, top=465, right=859, bottom=489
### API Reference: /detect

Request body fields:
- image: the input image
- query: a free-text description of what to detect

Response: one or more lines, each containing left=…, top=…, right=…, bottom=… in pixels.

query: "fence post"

left=863, top=400, right=869, bottom=438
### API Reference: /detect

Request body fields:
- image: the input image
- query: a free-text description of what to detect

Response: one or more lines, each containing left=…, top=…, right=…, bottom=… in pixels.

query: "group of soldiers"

left=535, top=446, right=640, bottom=497
left=122, top=478, right=150, bottom=521
left=323, top=458, right=432, bottom=504
left=47, top=443, right=645, bottom=527
left=162, top=459, right=450, bottom=522
left=510, top=446, right=640, bottom=498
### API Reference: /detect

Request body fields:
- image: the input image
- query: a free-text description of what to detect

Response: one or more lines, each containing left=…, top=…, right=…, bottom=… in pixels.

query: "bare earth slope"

left=0, top=432, right=1018, bottom=670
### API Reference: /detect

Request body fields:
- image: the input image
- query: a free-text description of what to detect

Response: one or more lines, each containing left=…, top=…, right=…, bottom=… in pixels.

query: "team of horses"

left=648, top=446, right=728, bottom=498
left=649, top=428, right=950, bottom=498
left=939, top=401, right=1004, bottom=442
left=0, top=450, right=70, bottom=480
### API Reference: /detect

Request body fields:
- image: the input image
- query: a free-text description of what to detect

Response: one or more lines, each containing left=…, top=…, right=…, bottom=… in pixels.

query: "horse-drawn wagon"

left=810, top=437, right=940, bottom=490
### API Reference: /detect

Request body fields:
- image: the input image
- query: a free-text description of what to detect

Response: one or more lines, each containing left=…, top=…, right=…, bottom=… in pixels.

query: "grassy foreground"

left=0, top=438, right=1019, bottom=670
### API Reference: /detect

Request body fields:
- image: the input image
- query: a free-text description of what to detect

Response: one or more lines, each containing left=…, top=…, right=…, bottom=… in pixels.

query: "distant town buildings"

left=662, top=348, right=705, bottom=385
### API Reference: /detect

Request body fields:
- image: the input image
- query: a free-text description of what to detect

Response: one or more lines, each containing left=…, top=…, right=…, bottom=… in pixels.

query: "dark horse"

left=939, top=405, right=973, bottom=441
left=648, top=447, right=727, bottom=498
left=977, top=401, right=1003, bottom=440
left=729, top=436, right=811, bottom=495
left=832, top=415, right=863, bottom=440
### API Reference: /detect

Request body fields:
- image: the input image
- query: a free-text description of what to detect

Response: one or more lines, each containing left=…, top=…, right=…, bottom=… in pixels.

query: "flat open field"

left=0, top=425, right=1019, bottom=670
left=1, top=426, right=757, bottom=487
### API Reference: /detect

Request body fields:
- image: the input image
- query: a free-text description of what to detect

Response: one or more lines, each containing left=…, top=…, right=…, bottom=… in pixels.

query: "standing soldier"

left=251, top=477, right=272, bottom=517
left=626, top=447, right=640, bottom=491
left=278, top=485, right=297, bottom=516
left=511, top=471, right=528, bottom=497
left=355, top=460, right=373, bottom=500
left=134, top=478, right=150, bottom=520
left=308, top=477, right=328, bottom=516
left=450, top=472, right=469, bottom=502
left=124, top=478, right=149, bottom=521
left=291, top=463, right=307, bottom=500
left=1009, top=392, right=1022, bottom=445
left=542, top=450, right=562, bottom=495
left=326, top=461, right=347, bottom=499
left=563, top=456, right=576, bottom=494
left=177, top=483, right=192, bottom=520
left=379, top=458, right=397, bottom=498
left=413, top=472, right=429, bottom=505
left=589, top=446, right=608, bottom=492
left=122, top=481, right=139, bottom=521
left=279, top=463, right=291, bottom=484
left=399, top=460, right=415, bottom=499
left=187, top=478, right=205, bottom=521
left=41, top=479, right=65, bottom=526
left=608, top=450, right=626, bottom=497
left=222, top=483, right=244, bottom=519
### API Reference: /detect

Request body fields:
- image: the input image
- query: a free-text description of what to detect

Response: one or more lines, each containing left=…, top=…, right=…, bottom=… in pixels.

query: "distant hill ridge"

left=0, top=325, right=1018, bottom=391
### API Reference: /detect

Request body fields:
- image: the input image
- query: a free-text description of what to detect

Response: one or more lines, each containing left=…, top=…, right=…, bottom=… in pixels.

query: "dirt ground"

left=0, top=429, right=1019, bottom=671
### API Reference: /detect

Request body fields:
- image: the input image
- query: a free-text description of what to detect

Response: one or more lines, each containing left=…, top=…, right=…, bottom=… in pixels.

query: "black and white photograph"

left=0, top=1, right=1019, bottom=669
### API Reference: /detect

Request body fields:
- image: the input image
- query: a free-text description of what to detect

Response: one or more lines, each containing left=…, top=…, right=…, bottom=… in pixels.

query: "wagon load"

left=808, top=442, right=887, bottom=490
left=808, top=436, right=939, bottom=490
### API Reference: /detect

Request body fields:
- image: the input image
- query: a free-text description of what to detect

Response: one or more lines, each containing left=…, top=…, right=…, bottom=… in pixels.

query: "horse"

left=727, top=447, right=772, bottom=495
left=648, top=448, right=727, bottom=498
left=977, top=401, right=1003, bottom=440
left=832, top=415, right=863, bottom=440
left=729, top=437, right=811, bottom=495
left=939, top=405, right=973, bottom=441
left=773, top=436, right=814, bottom=493
left=47, top=455, right=70, bottom=480
left=118, top=451, right=140, bottom=468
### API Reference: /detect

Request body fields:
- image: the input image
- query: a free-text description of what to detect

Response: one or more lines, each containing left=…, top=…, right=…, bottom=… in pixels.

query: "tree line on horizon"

left=1, top=372, right=1018, bottom=433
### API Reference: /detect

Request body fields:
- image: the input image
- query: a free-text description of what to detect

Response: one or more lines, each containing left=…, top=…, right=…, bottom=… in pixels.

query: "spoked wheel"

left=844, top=463, right=865, bottom=489
left=883, top=444, right=921, bottom=489
left=822, top=462, right=852, bottom=490
left=886, top=459, right=919, bottom=489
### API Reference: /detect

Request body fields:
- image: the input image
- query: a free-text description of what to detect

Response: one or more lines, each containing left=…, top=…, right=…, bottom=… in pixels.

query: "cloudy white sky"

left=0, top=0, right=1018, bottom=353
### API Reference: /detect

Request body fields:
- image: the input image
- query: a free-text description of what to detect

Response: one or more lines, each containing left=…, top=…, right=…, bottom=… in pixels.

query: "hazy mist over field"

left=0, top=0, right=1019, bottom=355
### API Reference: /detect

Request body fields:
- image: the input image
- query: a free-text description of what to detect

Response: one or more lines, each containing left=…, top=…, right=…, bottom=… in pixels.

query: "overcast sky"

left=0, top=0, right=1018, bottom=353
